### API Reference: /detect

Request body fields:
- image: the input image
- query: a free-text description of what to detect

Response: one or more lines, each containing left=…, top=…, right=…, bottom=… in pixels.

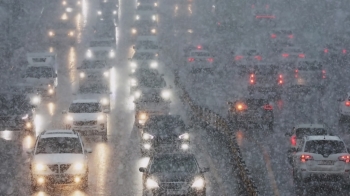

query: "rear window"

left=297, top=62, right=322, bottom=71
left=304, top=140, right=346, bottom=155
left=243, top=50, right=258, bottom=56
left=295, top=128, right=327, bottom=139
left=253, top=65, right=277, bottom=75
left=274, top=30, right=293, bottom=35
left=243, top=99, right=267, bottom=109
left=191, top=51, right=210, bottom=57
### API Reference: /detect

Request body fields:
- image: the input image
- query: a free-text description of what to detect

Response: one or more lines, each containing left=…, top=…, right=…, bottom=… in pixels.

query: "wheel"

left=102, top=132, right=108, bottom=142
left=80, top=175, right=88, bottom=189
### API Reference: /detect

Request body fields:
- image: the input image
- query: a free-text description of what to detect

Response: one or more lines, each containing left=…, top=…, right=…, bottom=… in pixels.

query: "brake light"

left=271, top=34, right=276, bottom=38
left=295, top=69, right=298, bottom=78
left=288, top=34, right=294, bottom=39
left=236, top=103, right=247, bottom=111
left=324, top=48, right=328, bottom=53
left=235, top=55, right=243, bottom=61
left=291, top=135, right=296, bottom=146
left=207, top=58, right=213, bottom=63
left=197, top=45, right=202, bottom=50
left=300, top=154, right=313, bottom=162
left=322, top=70, right=326, bottom=79
left=298, top=53, right=305, bottom=58
left=343, top=49, right=347, bottom=54
left=188, top=58, right=194, bottom=62
left=278, top=74, right=283, bottom=85
left=263, top=104, right=273, bottom=110
left=295, top=69, right=298, bottom=73
left=339, top=155, right=350, bottom=163
left=250, top=74, right=255, bottom=84
left=345, top=101, right=350, bottom=106
left=282, top=53, right=289, bottom=58
left=254, top=56, right=262, bottom=61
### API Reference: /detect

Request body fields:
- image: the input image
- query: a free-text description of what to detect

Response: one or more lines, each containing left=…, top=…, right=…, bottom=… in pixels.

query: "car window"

left=297, top=62, right=322, bottom=71
left=146, top=117, right=185, bottom=135
left=133, top=52, right=156, bottom=60
left=26, top=67, right=54, bottom=78
left=90, top=41, right=113, bottom=47
left=295, top=128, right=327, bottom=139
left=191, top=51, right=210, bottom=57
left=69, top=103, right=101, bottom=113
left=150, top=156, right=198, bottom=173
left=304, top=140, right=346, bottom=155
left=36, top=137, right=83, bottom=154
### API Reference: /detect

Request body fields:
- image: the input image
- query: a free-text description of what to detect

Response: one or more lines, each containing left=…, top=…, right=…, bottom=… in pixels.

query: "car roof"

left=305, top=135, right=341, bottom=141
left=40, top=130, right=79, bottom=139
left=72, top=99, right=100, bottom=103
left=295, top=124, right=326, bottom=129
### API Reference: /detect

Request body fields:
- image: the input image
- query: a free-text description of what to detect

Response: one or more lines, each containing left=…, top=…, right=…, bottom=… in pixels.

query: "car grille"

left=160, top=182, right=185, bottom=190
left=155, top=136, right=176, bottom=144
left=94, top=51, right=109, bottom=56
left=47, top=164, right=71, bottom=173
left=73, top=121, right=97, bottom=126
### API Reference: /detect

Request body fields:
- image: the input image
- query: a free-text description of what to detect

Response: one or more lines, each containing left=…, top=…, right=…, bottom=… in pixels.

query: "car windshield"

left=81, top=61, right=106, bottom=69
left=35, top=137, right=82, bottom=154
left=69, top=103, right=101, bottom=113
left=26, top=67, right=53, bottom=78
left=0, top=94, right=31, bottom=115
left=295, top=128, right=327, bottom=139
left=146, top=117, right=185, bottom=135
left=138, top=77, right=166, bottom=88
left=133, top=52, right=156, bottom=60
left=254, top=65, right=277, bottom=75
left=304, top=140, right=346, bottom=155
left=150, top=155, right=198, bottom=173
left=90, top=41, right=113, bottom=47
left=137, top=5, right=154, bottom=11
left=297, top=62, right=322, bottom=71
left=79, top=83, right=110, bottom=93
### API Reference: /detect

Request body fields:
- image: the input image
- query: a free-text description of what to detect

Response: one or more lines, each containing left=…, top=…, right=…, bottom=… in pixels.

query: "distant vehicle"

left=47, top=19, right=76, bottom=44
left=0, top=88, right=36, bottom=133
left=268, top=29, right=294, bottom=51
left=338, top=92, right=350, bottom=123
left=28, top=130, right=92, bottom=191
left=289, top=60, right=326, bottom=92
left=63, top=99, right=109, bottom=141
left=78, top=60, right=110, bottom=87
left=129, top=51, right=159, bottom=71
left=285, top=124, right=329, bottom=164
left=135, top=4, right=157, bottom=22
left=278, top=47, right=305, bottom=65
left=227, top=97, right=274, bottom=131
left=133, top=36, right=159, bottom=53
left=131, top=20, right=157, bottom=37
left=184, top=45, right=214, bottom=73
left=139, top=153, right=209, bottom=195
left=97, top=1, right=118, bottom=26
left=134, top=92, right=171, bottom=128
left=137, top=0, right=158, bottom=7
left=252, top=5, right=276, bottom=26
left=77, top=83, right=111, bottom=111
left=23, top=53, right=58, bottom=99
left=86, top=38, right=116, bottom=60
left=233, top=48, right=262, bottom=74
left=61, top=0, right=81, bottom=16
left=291, top=135, right=350, bottom=194
left=320, top=43, right=349, bottom=64
left=140, top=115, right=189, bottom=155
left=248, top=63, right=283, bottom=99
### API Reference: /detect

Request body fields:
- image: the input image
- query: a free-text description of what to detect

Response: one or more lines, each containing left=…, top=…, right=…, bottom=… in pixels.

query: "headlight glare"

left=142, top=133, right=154, bottom=140
left=179, top=133, right=189, bottom=140
left=161, top=90, right=171, bottom=99
left=130, top=62, right=137, bottom=68
left=109, top=50, right=115, bottom=58
left=86, top=50, right=92, bottom=58
left=146, top=178, right=159, bottom=189
left=191, top=177, right=205, bottom=189
left=103, top=71, right=109, bottom=77
left=150, top=62, right=158, bottom=68
left=97, top=115, right=104, bottom=121
left=80, top=72, right=85, bottom=78
left=22, top=114, right=29, bottom=120
left=66, top=115, right=73, bottom=121
left=98, top=11, right=102, bottom=15
left=101, top=98, right=109, bottom=105
left=35, top=163, right=46, bottom=171
left=73, top=162, right=84, bottom=170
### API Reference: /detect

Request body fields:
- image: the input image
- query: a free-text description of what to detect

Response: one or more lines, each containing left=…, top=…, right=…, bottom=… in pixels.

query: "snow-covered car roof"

left=40, top=130, right=79, bottom=138
left=294, top=124, right=326, bottom=129
left=305, top=135, right=341, bottom=141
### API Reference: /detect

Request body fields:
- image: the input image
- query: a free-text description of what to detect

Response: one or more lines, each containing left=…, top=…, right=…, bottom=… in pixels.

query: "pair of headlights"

left=131, top=28, right=157, bottom=34
left=146, top=177, right=204, bottom=189
left=135, top=15, right=156, bottom=21
left=34, top=162, right=85, bottom=172
left=142, top=133, right=189, bottom=140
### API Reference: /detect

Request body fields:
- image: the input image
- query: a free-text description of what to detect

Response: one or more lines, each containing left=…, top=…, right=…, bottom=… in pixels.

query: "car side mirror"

left=139, top=167, right=146, bottom=173
left=285, top=132, right=292, bottom=137
left=85, top=148, right=92, bottom=153
left=62, top=110, right=67, bottom=114
left=103, top=109, right=110, bottom=113
left=26, top=149, right=34, bottom=155
left=200, top=167, right=210, bottom=173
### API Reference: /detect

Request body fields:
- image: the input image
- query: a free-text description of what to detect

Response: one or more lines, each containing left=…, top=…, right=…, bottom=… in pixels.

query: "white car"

left=63, top=99, right=109, bottom=141
left=86, top=38, right=116, bottom=60
left=133, top=36, right=159, bottom=53
left=135, top=4, right=157, bottom=22
left=78, top=60, right=110, bottom=88
left=129, top=51, right=159, bottom=71
left=338, top=92, right=350, bottom=122
left=137, top=0, right=158, bottom=7
left=28, top=129, right=92, bottom=191
left=291, top=135, right=350, bottom=193
left=185, top=47, right=214, bottom=73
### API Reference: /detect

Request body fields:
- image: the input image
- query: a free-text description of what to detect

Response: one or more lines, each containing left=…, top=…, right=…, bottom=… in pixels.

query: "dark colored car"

left=139, top=153, right=209, bottom=196
left=140, top=115, right=190, bottom=155
left=227, top=97, right=274, bottom=131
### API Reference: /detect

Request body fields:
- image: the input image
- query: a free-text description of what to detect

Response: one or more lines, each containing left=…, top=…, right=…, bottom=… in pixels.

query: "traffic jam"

left=1, top=0, right=350, bottom=195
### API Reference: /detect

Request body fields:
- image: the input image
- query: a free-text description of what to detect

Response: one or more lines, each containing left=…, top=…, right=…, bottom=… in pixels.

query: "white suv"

left=63, top=99, right=108, bottom=141
left=291, top=135, right=350, bottom=193
left=28, top=130, right=92, bottom=191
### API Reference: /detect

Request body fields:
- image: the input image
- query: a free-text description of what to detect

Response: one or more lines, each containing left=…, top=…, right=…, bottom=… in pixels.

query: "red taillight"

left=299, top=53, right=305, bottom=58
left=271, top=34, right=276, bottom=38
left=197, top=45, right=202, bottom=50
left=207, top=58, right=213, bottom=63
left=343, top=49, right=347, bottom=54
left=295, top=69, right=299, bottom=78
left=324, top=48, right=328, bottom=53
left=345, top=101, right=350, bottom=107
left=235, top=55, right=244, bottom=61
left=322, top=70, right=326, bottom=79
left=250, top=74, right=255, bottom=84
left=263, top=104, right=273, bottom=110
left=278, top=74, right=283, bottom=84
left=282, top=53, right=289, bottom=58
left=300, top=154, right=313, bottom=162
left=339, top=155, right=350, bottom=163
left=188, top=58, right=194, bottom=62
left=254, top=56, right=262, bottom=61
left=217, top=22, right=221, bottom=25
left=291, top=135, right=297, bottom=146
left=295, top=69, right=298, bottom=73
left=236, top=103, right=247, bottom=111
left=288, top=34, right=294, bottom=39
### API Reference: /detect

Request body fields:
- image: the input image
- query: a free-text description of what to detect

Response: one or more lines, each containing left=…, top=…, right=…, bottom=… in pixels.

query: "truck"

left=22, top=53, right=58, bottom=99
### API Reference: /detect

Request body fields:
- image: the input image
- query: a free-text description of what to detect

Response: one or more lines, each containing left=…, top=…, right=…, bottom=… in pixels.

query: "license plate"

left=167, top=190, right=186, bottom=195
left=318, top=160, right=334, bottom=165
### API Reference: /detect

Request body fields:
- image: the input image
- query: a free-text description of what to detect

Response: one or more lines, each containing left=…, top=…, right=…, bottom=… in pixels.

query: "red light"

left=300, top=154, right=313, bottom=162
left=295, top=74, right=298, bottom=78
left=250, top=74, right=254, bottom=78
left=271, top=34, right=276, bottom=38
left=322, top=70, right=326, bottom=74
left=299, top=54, right=305, bottom=58
left=324, top=48, right=328, bottom=53
left=279, top=74, right=283, bottom=79
left=235, top=55, right=243, bottom=61
left=236, top=103, right=247, bottom=111
left=254, top=56, right=262, bottom=61
left=207, top=58, right=213, bottom=63
left=282, top=53, right=289, bottom=58
left=252, top=4, right=255, bottom=9
left=188, top=58, right=194, bottom=62
left=291, top=135, right=296, bottom=146
left=263, top=104, right=273, bottom=110
left=197, top=45, right=202, bottom=50
left=295, top=69, right=298, bottom=73
left=339, top=155, right=350, bottom=163
left=345, top=101, right=350, bottom=106
left=278, top=80, right=283, bottom=84
left=250, top=74, right=255, bottom=84
left=343, top=49, right=347, bottom=54
left=288, top=34, right=294, bottom=39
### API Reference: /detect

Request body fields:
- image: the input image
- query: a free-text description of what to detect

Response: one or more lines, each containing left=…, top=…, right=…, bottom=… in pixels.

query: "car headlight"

left=150, top=62, right=158, bottom=68
left=130, top=78, right=137, bottom=86
left=48, top=88, right=54, bottom=95
left=191, top=177, right=205, bottom=189
left=61, top=13, right=68, bottom=20
left=134, top=91, right=141, bottom=99
left=146, top=178, right=159, bottom=189
left=132, top=28, right=137, bottom=34
left=98, top=11, right=102, bottom=15
left=26, top=122, right=32, bottom=128
left=142, top=133, right=154, bottom=140
left=139, top=112, right=148, bottom=120
left=77, top=1, right=81, bottom=5
left=66, top=115, right=73, bottom=121
left=68, top=31, right=74, bottom=36
left=109, top=50, right=115, bottom=58
left=103, top=71, right=109, bottom=77
left=130, top=62, right=137, bottom=68
left=152, top=15, right=156, bottom=21
left=22, top=114, right=29, bottom=120
left=48, top=31, right=55, bottom=37
left=151, top=29, right=156, bottom=34
left=97, top=115, right=104, bottom=121
left=154, top=2, right=158, bottom=7
left=136, top=15, right=140, bottom=20
left=62, top=1, right=67, bottom=5
left=80, top=72, right=85, bottom=78
left=31, top=96, right=41, bottom=105
left=73, top=162, right=85, bottom=171
left=181, top=143, right=189, bottom=150
left=66, top=7, right=73, bottom=12
left=179, top=133, right=189, bottom=140
left=161, top=90, right=171, bottom=99
left=34, top=163, right=46, bottom=171
left=101, top=98, right=109, bottom=105
left=113, top=10, right=117, bottom=15
left=86, top=50, right=93, bottom=58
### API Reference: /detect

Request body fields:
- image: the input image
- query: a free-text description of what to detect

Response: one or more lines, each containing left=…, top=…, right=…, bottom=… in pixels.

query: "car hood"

left=69, top=113, right=102, bottom=121
left=152, top=172, right=197, bottom=183
left=33, top=154, right=85, bottom=165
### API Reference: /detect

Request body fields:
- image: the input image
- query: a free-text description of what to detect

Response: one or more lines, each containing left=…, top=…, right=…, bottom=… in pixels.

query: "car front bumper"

left=300, top=171, right=350, bottom=183
left=32, top=173, right=87, bottom=185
